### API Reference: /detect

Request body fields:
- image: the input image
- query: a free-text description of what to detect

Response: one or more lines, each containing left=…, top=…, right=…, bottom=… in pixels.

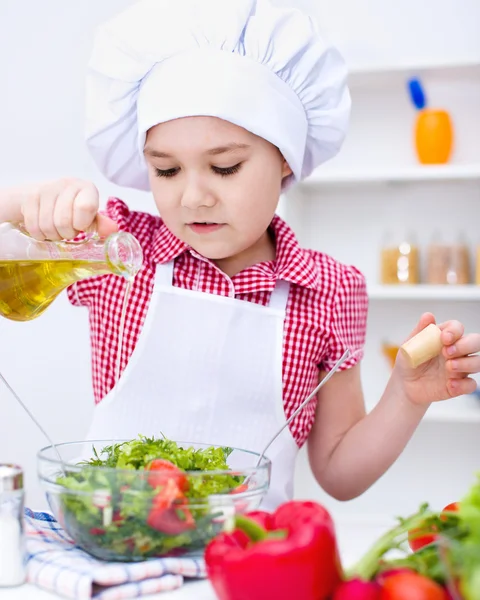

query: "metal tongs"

left=0, top=371, right=65, bottom=470
left=243, top=348, right=351, bottom=487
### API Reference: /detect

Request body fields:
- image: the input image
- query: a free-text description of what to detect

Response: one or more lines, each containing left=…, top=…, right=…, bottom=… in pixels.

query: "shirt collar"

left=269, top=215, right=319, bottom=290
left=150, top=222, right=189, bottom=264
left=150, top=215, right=319, bottom=291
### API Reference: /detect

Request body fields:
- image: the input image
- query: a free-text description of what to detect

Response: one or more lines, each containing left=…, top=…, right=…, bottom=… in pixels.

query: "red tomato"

left=380, top=572, right=449, bottom=600
left=147, top=503, right=195, bottom=535
left=147, top=459, right=188, bottom=492
left=408, top=503, right=460, bottom=552
left=230, top=483, right=249, bottom=495
left=147, top=478, right=195, bottom=535
left=112, top=510, right=124, bottom=524
left=440, top=503, right=460, bottom=517
left=376, top=569, right=415, bottom=585
left=408, top=528, right=437, bottom=552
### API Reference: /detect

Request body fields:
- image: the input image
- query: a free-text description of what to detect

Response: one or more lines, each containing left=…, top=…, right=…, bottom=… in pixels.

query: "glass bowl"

left=37, top=439, right=271, bottom=562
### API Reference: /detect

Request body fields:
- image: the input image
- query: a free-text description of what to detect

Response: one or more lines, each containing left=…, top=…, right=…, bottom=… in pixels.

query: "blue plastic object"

left=407, top=77, right=427, bottom=110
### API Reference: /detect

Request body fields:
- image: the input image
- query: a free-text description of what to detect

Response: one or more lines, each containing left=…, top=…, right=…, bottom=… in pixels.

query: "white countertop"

left=0, top=580, right=215, bottom=600
left=0, top=515, right=396, bottom=600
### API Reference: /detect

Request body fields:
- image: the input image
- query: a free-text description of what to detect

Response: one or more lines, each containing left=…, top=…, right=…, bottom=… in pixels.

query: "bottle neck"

left=53, top=232, right=143, bottom=280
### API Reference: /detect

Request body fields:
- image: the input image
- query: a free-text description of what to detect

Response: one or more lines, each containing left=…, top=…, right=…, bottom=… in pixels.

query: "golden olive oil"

left=0, top=258, right=133, bottom=400
left=0, top=259, right=112, bottom=322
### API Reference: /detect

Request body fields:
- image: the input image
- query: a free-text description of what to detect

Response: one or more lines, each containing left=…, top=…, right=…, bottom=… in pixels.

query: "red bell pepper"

left=205, top=500, right=342, bottom=600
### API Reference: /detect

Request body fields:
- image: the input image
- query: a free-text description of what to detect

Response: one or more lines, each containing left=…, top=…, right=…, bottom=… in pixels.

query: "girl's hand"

left=18, top=178, right=117, bottom=241
left=396, top=312, right=480, bottom=405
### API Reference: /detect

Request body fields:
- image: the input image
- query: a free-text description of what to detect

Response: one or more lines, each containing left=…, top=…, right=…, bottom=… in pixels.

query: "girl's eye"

left=212, top=163, right=242, bottom=177
left=154, top=164, right=242, bottom=178
left=154, top=167, right=178, bottom=178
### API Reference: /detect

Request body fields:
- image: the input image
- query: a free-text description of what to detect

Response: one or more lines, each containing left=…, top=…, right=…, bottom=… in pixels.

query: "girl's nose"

left=181, top=181, right=216, bottom=210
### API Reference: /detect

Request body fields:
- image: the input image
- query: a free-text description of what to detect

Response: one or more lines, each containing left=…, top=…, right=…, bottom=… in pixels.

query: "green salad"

left=53, top=436, right=245, bottom=561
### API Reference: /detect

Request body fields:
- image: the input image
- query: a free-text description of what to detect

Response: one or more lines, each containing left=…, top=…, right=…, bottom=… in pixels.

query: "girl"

left=1, top=0, right=479, bottom=511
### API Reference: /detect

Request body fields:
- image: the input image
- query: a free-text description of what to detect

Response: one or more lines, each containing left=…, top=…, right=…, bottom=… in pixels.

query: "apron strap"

left=269, top=280, right=290, bottom=313
left=154, top=260, right=175, bottom=287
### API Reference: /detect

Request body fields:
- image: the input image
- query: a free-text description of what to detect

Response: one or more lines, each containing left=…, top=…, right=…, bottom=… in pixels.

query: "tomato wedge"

left=408, top=502, right=460, bottom=552
left=148, top=503, right=195, bottom=535
left=147, top=458, right=189, bottom=492
left=146, top=477, right=195, bottom=534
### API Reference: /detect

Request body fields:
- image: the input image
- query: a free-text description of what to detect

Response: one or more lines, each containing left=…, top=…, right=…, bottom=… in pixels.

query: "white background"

left=1, top=0, right=480, bottom=516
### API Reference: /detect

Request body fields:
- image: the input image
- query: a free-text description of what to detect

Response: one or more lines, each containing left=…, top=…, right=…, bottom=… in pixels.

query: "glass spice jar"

left=426, top=236, right=470, bottom=285
left=380, top=235, right=420, bottom=285
left=0, top=464, right=26, bottom=587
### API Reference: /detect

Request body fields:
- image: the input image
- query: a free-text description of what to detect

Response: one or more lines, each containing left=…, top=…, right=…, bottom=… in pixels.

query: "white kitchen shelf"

left=302, top=163, right=480, bottom=187
left=348, top=59, right=480, bottom=76
left=368, top=285, right=480, bottom=301
left=426, top=393, right=480, bottom=423
left=367, top=393, right=480, bottom=424
left=347, top=60, right=480, bottom=87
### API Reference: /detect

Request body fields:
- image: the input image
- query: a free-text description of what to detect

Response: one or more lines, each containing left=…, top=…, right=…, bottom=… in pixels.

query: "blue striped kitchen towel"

left=24, top=508, right=206, bottom=600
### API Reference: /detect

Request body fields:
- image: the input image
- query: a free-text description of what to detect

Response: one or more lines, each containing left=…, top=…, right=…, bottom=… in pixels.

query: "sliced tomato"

left=380, top=572, right=448, bottom=600
left=147, top=478, right=195, bottom=535
left=147, top=503, right=195, bottom=535
left=408, top=503, right=460, bottom=552
left=112, top=510, right=124, bottom=524
left=408, top=528, right=437, bottom=552
left=147, top=459, right=188, bottom=492
left=230, top=483, right=249, bottom=495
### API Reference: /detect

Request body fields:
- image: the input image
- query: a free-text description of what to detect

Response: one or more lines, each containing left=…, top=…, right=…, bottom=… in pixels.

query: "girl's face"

left=144, top=116, right=291, bottom=273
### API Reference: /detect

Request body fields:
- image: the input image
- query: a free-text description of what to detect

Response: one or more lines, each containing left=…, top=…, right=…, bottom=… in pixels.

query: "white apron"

left=85, top=260, right=299, bottom=511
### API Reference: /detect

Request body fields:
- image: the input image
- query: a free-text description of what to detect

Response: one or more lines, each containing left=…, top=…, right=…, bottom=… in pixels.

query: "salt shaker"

left=0, top=464, right=26, bottom=587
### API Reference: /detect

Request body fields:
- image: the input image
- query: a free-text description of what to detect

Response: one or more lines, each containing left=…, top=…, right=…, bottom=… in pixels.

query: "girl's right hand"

left=19, top=178, right=118, bottom=241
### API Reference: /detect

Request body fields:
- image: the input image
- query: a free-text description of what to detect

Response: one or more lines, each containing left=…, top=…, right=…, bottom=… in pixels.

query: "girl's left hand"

left=396, top=312, right=480, bottom=405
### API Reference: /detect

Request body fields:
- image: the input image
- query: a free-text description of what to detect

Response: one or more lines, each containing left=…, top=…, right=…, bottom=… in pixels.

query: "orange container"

left=382, top=344, right=399, bottom=369
left=415, top=109, right=454, bottom=164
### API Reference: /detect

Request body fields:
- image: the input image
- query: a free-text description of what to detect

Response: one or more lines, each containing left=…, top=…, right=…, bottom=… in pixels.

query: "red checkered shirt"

left=67, top=198, right=368, bottom=447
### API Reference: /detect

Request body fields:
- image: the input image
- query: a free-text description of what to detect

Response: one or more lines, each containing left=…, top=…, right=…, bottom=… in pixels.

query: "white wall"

left=0, top=0, right=152, bottom=509
left=288, top=1, right=480, bottom=521
left=1, top=1, right=479, bottom=512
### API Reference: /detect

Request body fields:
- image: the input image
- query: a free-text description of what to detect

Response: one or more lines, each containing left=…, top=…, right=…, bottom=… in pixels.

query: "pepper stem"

left=234, top=515, right=269, bottom=542
left=345, top=504, right=433, bottom=581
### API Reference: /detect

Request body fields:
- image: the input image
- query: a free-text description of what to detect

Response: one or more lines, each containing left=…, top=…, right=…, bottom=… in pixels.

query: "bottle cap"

left=0, top=464, right=23, bottom=492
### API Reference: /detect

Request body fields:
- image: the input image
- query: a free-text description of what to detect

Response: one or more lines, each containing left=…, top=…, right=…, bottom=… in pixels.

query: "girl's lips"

left=188, top=223, right=225, bottom=234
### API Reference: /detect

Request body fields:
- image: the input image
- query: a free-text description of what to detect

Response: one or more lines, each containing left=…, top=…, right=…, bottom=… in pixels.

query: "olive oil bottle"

left=0, top=223, right=143, bottom=322
left=0, top=259, right=113, bottom=321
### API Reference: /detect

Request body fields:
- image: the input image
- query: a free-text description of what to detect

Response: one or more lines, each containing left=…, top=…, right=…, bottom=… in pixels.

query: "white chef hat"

left=85, top=0, right=351, bottom=191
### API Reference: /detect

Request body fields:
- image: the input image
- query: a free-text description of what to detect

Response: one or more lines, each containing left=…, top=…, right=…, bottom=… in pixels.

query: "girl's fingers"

left=95, top=214, right=118, bottom=238
left=447, top=376, right=478, bottom=397
left=443, top=333, right=480, bottom=360
left=38, top=188, right=62, bottom=240
left=438, top=320, right=464, bottom=345
left=21, top=192, right=42, bottom=240
left=446, top=354, right=480, bottom=376
left=54, top=185, right=80, bottom=240
left=72, top=184, right=99, bottom=232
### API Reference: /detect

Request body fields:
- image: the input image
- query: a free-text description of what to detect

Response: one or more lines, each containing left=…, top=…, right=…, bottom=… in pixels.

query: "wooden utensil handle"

left=400, top=323, right=443, bottom=368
